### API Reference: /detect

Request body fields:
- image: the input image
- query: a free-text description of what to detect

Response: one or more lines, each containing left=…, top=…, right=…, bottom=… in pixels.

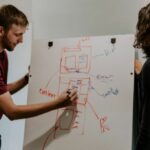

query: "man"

left=0, top=3, right=77, bottom=138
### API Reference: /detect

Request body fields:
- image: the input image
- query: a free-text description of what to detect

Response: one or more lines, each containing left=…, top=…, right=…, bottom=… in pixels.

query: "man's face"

left=2, top=24, right=26, bottom=51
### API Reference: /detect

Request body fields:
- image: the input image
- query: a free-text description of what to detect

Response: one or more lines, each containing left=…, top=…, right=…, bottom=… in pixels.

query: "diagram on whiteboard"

left=24, top=35, right=134, bottom=150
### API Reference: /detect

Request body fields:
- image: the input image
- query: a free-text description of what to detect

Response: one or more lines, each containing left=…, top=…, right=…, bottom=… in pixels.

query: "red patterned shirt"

left=0, top=50, right=8, bottom=119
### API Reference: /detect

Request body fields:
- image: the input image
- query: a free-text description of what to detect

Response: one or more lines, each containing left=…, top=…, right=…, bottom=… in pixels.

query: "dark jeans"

left=0, top=135, right=1, bottom=150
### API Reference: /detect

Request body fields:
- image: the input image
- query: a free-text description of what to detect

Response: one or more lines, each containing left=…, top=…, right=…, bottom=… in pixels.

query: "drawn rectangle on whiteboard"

left=24, top=34, right=134, bottom=150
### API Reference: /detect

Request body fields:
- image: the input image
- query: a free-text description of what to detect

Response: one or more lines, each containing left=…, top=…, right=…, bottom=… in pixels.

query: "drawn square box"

left=64, top=56, right=76, bottom=72
left=78, top=55, right=88, bottom=70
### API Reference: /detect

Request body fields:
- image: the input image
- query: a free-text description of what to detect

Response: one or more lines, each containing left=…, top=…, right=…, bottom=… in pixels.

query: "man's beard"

left=2, top=34, right=14, bottom=52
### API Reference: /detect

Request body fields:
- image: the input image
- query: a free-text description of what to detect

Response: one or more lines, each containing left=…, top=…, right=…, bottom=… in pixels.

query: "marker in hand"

left=67, top=86, right=78, bottom=94
left=66, top=89, right=72, bottom=98
left=68, top=87, right=78, bottom=105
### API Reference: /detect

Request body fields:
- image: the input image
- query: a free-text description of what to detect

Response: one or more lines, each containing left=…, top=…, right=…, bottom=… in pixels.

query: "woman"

left=134, top=3, right=150, bottom=150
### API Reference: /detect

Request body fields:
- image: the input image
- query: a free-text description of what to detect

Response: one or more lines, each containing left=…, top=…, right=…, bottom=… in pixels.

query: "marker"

left=67, top=89, right=71, bottom=95
left=67, top=86, right=78, bottom=95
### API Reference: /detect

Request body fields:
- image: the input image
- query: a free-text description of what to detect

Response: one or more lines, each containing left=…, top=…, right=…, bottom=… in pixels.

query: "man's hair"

left=0, top=4, right=29, bottom=31
left=134, top=3, right=150, bottom=57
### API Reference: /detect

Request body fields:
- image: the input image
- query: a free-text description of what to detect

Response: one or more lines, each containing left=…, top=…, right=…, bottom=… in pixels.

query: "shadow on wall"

left=24, top=105, right=77, bottom=150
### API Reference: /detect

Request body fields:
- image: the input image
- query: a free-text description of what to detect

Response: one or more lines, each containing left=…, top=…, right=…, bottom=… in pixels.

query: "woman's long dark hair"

left=134, top=3, right=150, bottom=58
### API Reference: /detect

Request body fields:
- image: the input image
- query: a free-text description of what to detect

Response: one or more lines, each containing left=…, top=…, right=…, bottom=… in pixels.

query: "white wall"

left=32, top=0, right=142, bottom=40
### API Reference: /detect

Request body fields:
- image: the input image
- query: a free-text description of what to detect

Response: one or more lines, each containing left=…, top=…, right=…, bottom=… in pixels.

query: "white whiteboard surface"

left=24, top=34, right=134, bottom=150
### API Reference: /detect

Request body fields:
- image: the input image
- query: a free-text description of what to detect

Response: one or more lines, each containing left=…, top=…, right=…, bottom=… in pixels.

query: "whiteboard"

left=24, top=34, right=134, bottom=150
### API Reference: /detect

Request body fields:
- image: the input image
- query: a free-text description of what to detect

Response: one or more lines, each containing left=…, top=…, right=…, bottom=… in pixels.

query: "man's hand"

left=55, top=88, right=78, bottom=108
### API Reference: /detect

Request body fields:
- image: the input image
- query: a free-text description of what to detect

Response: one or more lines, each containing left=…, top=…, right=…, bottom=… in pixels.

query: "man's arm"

left=0, top=89, right=77, bottom=120
left=7, top=73, right=29, bottom=95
